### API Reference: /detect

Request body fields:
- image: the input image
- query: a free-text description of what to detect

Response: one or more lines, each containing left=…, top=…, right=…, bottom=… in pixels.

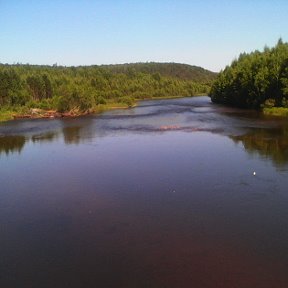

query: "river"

left=1, top=96, right=288, bottom=288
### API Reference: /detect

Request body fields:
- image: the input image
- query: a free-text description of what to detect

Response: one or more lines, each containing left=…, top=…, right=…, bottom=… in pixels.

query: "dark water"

left=1, top=96, right=288, bottom=288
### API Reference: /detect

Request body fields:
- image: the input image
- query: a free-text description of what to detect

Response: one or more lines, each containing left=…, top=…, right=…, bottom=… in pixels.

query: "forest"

left=0, top=62, right=215, bottom=121
left=210, top=39, right=288, bottom=109
left=3, top=39, right=288, bottom=122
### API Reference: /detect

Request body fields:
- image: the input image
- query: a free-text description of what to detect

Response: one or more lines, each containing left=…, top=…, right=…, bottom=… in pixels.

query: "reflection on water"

left=1, top=96, right=288, bottom=168
left=62, top=126, right=82, bottom=144
left=0, top=135, right=25, bottom=155
left=31, top=132, right=59, bottom=143
left=231, top=127, right=288, bottom=168
left=1, top=96, right=288, bottom=288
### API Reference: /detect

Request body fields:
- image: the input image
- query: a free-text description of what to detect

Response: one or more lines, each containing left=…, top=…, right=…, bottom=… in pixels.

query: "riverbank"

left=0, top=95, right=199, bottom=123
left=2, top=97, right=288, bottom=123
left=0, top=103, right=129, bottom=123
left=262, top=107, right=288, bottom=117
left=0, top=110, right=14, bottom=122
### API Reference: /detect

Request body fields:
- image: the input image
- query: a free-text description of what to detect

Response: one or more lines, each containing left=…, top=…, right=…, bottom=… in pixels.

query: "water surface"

left=1, top=96, right=288, bottom=288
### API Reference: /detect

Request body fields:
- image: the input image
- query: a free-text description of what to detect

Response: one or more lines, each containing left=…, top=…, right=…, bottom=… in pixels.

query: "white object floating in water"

left=253, top=171, right=256, bottom=176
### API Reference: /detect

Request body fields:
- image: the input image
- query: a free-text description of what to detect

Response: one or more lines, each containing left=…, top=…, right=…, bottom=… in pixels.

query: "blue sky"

left=1, top=0, right=287, bottom=72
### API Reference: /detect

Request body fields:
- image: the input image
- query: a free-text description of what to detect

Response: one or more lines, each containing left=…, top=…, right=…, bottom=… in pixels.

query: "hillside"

left=99, top=62, right=217, bottom=83
left=0, top=62, right=215, bottom=121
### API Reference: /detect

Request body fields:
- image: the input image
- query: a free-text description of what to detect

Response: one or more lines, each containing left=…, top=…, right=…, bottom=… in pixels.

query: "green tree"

left=210, top=40, right=288, bottom=109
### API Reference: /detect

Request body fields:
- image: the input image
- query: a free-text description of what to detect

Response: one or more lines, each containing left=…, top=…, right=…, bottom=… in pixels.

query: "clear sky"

left=1, top=0, right=287, bottom=72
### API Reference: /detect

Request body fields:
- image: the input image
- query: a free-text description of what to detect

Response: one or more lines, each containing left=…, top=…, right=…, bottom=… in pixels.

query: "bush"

left=121, top=96, right=135, bottom=107
left=262, top=98, right=275, bottom=108
left=263, top=107, right=288, bottom=116
left=96, top=96, right=107, bottom=105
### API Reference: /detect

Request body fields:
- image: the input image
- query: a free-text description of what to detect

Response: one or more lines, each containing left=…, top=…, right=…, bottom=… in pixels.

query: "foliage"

left=121, top=96, right=135, bottom=107
left=0, top=63, right=213, bottom=116
left=0, top=108, right=14, bottom=122
left=98, top=62, right=217, bottom=82
left=263, top=107, right=288, bottom=117
left=210, top=39, right=288, bottom=109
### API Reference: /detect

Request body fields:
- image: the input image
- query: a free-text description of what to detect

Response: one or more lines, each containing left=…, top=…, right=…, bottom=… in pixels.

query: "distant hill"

left=99, top=62, right=217, bottom=83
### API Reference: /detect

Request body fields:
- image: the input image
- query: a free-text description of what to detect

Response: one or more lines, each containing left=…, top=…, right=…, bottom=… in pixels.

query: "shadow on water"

left=0, top=135, right=25, bottom=155
left=31, top=132, right=59, bottom=143
left=62, top=126, right=82, bottom=144
left=231, top=127, right=288, bottom=168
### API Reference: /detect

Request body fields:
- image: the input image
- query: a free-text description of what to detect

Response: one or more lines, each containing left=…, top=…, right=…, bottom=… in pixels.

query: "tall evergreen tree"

left=210, top=40, right=288, bottom=108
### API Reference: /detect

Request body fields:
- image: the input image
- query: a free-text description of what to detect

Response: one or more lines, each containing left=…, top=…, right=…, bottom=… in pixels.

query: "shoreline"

left=3, top=95, right=288, bottom=123
left=0, top=95, right=204, bottom=123
left=262, top=107, right=288, bottom=117
left=0, top=103, right=131, bottom=123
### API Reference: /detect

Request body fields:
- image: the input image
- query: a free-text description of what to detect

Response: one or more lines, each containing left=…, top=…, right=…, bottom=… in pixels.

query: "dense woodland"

left=210, top=39, right=288, bottom=109
left=99, top=62, right=216, bottom=82
left=0, top=62, right=215, bottom=116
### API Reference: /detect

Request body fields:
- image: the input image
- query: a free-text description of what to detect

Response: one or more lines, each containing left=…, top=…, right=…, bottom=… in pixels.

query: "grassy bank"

left=1, top=95, right=208, bottom=123
left=0, top=94, right=206, bottom=122
left=263, top=107, right=288, bottom=117
left=0, top=106, right=31, bottom=122
left=0, top=101, right=134, bottom=122
left=0, top=110, right=14, bottom=122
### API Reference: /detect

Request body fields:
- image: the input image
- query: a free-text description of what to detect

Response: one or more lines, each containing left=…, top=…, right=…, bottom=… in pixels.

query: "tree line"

left=99, top=62, right=217, bottom=82
left=210, top=39, right=288, bottom=108
left=0, top=62, right=213, bottom=113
